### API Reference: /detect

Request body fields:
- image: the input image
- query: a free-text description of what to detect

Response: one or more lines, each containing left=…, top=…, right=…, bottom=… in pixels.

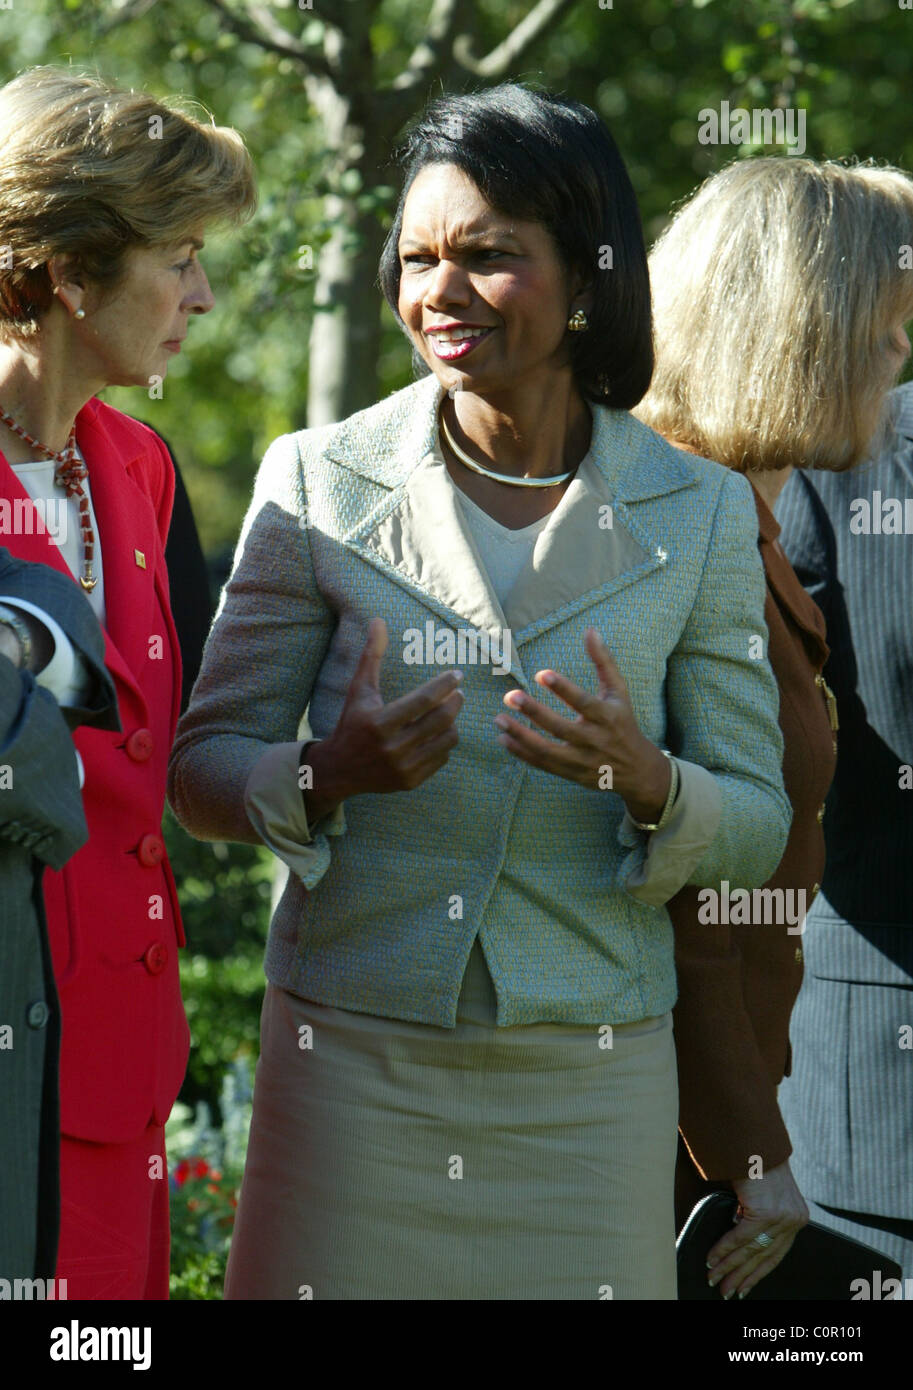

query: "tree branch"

left=203, top=0, right=336, bottom=79
left=95, top=0, right=163, bottom=36
left=331, top=0, right=385, bottom=39
left=391, top=0, right=462, bottom=93
left=454, top=0, right=576, bottom=79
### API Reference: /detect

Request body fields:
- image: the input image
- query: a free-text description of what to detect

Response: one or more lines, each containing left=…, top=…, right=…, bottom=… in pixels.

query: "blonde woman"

left=0, top=67, right=255, bottom=1298
left=636, top=157, right=913, bottom=1300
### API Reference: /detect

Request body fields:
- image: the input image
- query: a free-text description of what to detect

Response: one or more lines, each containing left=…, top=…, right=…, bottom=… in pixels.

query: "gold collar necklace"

left=439, top=410, right=575, bottom=489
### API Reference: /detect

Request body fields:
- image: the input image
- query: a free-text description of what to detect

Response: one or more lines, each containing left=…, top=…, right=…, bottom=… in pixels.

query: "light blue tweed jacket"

left=168, top=375, right=790, bottom=1026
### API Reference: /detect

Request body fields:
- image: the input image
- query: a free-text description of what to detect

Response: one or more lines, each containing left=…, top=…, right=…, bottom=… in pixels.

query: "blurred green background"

left=3, top=0, right=911, bottom=1294
left=3, top=0, right=911, bottom=556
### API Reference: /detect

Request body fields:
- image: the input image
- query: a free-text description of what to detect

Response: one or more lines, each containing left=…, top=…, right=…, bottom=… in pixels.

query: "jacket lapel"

left=336, top=378, right=698, bottom=687
left=502, top=406, right=696, bottom=639
left=357, top=446, right=510, bottom=636
left=74, top=403, right=158, bottom=703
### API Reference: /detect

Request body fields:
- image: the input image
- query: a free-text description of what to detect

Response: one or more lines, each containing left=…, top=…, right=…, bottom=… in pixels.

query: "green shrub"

left=163, top=806, right=274, bottom=1123
left=167, top=1058, right=253, bottom=1300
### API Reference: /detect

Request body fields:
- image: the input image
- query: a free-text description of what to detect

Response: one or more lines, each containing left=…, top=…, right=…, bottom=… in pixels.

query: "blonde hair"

left=635, top=158, right=913, bottom=471
left=0, top=66, right=257, bottom=335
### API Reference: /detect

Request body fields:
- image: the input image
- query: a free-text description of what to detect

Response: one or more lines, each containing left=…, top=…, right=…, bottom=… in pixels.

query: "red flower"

left=193, top=1158, right=210, bottom=1179
left=174, top=1159, right=191, bottom=1187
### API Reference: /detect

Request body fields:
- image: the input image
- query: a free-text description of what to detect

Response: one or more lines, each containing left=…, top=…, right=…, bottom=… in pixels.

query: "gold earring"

left=74, top=308, right=86, bottom=320
left=567, top=309, right=588, bottom=332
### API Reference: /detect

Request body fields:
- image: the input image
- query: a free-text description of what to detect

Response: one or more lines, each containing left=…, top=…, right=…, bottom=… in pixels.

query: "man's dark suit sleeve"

left=0, top=662, right=92, bottom=868
left=0, top=547, right=119, bottom=734
left=0, top=548, right=119, bottom=1281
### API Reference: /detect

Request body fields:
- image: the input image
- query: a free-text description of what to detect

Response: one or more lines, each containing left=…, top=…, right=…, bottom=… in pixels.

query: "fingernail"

left=707, top=1275, right=719, bottom=1288
left=494, top=715, right=509, bottom=729
left=723, top=1289, right=735, bottom=1301
left=452, top=669, right=463, bottom=682
left=738, top=1290, right=748, bottom=1300
left=706, top=1258, right=717, bottom=1270
left=539, top=672, right=556, bottom=686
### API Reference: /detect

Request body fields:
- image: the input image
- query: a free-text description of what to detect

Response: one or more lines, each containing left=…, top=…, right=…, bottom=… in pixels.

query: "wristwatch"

left=0, top=604, right=32, bottom=669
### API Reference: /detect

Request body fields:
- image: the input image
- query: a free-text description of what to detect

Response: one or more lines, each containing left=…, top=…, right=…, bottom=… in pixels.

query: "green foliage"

left=177, top=951, right=266, bottom=1122
left=1, top=0, right=909, bottom=544
left=169, top=1249, right=226, bottom=1301
left=167, top=1146, right=241, bottom=1299
left=163, top=806, right=273, bottom=956
left=166, top=1056, right=254, bottom=1298
left=163, top=806, right=272, bottom=1121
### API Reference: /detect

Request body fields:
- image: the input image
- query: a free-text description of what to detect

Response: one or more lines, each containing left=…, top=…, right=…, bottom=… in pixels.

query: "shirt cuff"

left=619, top=758, right=722, bottom=907
left=0, top=595, right=93, bottom=706
left=244, top=740, right=347, bottom=890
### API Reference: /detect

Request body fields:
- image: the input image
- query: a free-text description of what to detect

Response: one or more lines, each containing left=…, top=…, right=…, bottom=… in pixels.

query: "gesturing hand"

left=305, top=618, right=464, bottom=819
left=493, top=626, right=671, bottom=825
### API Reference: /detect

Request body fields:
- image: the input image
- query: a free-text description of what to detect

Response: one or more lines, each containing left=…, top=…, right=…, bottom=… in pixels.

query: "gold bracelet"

left=629, top=751, right=679, bottom=833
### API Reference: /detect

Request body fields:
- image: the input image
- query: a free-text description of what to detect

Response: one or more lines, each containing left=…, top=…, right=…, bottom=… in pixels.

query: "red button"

left=125, top=728, right=154, bottom=762
left=143, top=942, right=168, bottom=975
left=137, top=833, right=165, bottom=867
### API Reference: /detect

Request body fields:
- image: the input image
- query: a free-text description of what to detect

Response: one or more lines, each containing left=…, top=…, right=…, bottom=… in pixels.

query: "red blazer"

left=0, top=398, right=189, bottom=1143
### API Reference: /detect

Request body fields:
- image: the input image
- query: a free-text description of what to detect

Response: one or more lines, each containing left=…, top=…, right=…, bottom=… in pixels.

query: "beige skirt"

left=224, top=940, right=678, bottom=1300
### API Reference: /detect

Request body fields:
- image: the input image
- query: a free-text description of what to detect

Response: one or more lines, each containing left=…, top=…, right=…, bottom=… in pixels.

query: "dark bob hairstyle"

left=378, top=83, right=653, bottom=409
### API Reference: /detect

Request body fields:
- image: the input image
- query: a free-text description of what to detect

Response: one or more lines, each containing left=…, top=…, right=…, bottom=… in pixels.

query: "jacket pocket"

left=802, top=902, right=913, bottom=987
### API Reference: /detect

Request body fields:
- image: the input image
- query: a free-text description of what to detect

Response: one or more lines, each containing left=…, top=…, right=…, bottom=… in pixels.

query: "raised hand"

left=305, top=618, right=464, bottom=819
left=493, top=626, right=671, bottom=825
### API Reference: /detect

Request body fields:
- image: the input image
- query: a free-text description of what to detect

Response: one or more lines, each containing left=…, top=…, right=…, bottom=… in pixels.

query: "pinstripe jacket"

left=0, top=549, right=118, bottom=1280
left=775, top=382, right=913, bottom=1218
left=168, top=375, right=791, bottom=1027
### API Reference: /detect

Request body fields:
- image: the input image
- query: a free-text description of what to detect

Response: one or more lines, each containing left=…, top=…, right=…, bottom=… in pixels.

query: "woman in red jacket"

left=0, top=67, right=255, bottom=1298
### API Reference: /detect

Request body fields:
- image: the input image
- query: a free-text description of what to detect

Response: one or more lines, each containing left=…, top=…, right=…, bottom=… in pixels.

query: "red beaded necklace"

left=0, top=405, right=97, bottom=591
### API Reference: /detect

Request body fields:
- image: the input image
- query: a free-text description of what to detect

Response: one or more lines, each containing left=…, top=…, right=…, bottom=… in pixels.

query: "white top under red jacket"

left=0, top=397, right=189, bottom=1143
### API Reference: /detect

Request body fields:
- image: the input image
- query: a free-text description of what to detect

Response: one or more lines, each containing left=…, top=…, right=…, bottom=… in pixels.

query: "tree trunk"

left=304, top=178, right=387, bottom=427
left=304, top=40, right=393, bottom=425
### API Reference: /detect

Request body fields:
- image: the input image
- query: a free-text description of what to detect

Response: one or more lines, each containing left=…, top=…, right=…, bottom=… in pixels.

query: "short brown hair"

left=0, top=66, right=257, bottom=335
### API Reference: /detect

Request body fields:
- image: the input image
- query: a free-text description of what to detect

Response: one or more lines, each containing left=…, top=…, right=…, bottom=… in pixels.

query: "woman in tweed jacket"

left=168, top=85, right=790, bottom=1300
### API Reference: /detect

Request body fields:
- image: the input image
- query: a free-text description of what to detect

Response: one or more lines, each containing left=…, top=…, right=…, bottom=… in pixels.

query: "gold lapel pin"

left=134, top=549, right=146, bottom=570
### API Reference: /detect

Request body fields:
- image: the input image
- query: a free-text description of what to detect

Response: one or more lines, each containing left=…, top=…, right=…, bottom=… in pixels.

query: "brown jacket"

left=672, top=482, right=837, bottom=1196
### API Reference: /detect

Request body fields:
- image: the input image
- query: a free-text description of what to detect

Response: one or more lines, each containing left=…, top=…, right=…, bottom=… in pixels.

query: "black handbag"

left=677, top=1191, right=904, bottom=1300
